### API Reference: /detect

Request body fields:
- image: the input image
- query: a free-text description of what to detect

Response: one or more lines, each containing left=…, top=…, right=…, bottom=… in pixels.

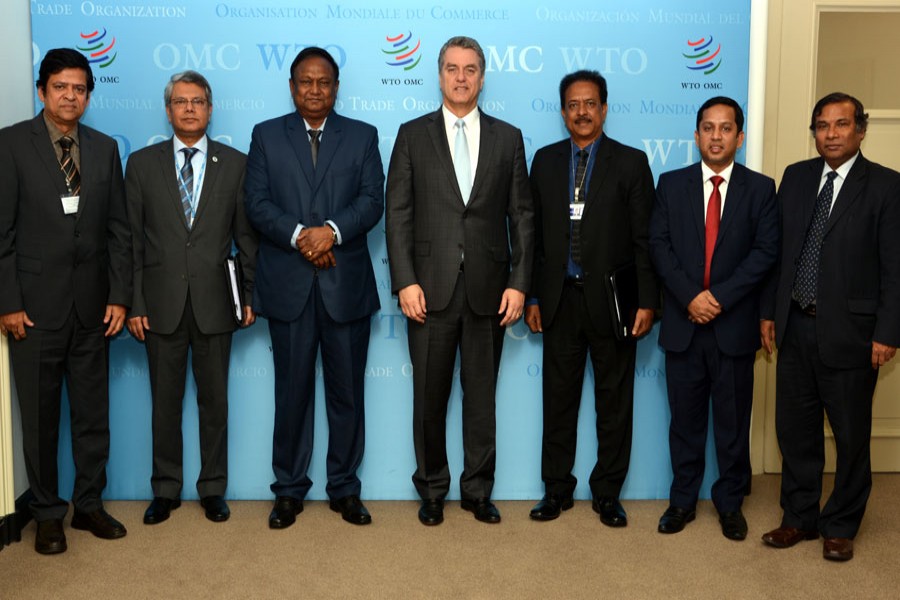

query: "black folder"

left=605, top=262, right=639, bottom=341
left=224, top=253, right=243, bottom=324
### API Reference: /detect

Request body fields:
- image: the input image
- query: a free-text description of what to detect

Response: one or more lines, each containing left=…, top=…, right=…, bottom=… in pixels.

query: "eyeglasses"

left=170, top=98, right=209, bottom=109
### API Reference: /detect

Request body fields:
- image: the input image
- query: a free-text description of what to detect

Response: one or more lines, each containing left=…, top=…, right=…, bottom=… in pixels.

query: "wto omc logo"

left=382, top=32, right=422, bottom=71
left=77, top=28, right=118, bottom=68
left=683, top=36, right=721, bottom=75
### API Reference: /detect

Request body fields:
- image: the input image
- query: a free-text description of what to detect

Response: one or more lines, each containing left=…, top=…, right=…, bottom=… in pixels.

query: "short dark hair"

left=164, top=70, right=213, bottom=105
left=289, top=47, right=340, bottom=82
left=438, top=36, right=485, bottom=74
left=809, top=92, right=868, bottom=133
left=36, top=48, right=94, bottom=94
left=559, top=70, right=607, bottom=107
left=696, top=96, right=744, bottom=132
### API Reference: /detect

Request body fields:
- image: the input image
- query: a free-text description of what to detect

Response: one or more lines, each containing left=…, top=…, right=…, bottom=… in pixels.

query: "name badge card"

left=60, top=194, right=80, bottom=215
left=569, top=202, right=584, bottom=221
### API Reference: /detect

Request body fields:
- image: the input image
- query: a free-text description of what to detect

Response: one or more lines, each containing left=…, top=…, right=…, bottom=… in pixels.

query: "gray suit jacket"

left=385, top=109, right=533, bottom=315
left=0, top=113, right=131, bottom=327
left=125, top=137, right=257, bottom=335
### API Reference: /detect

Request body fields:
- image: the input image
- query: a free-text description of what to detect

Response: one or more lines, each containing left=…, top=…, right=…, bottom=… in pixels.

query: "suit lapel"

left=285, top=112, right=316, bottom=189
left=716, top=163, right=746, bottom=250
left=583, top=136, right=610, bottom=217
left=796, top=158, right=824, bottom=237
left=193, top=139, right=221, bottom=226
left=687, top=163, right=707, bottom=249
left=469, top=111, right=495, bottom=206
left=548, top=141, right=571, bottom=232
left=823, top=155, right=866, bottom=235
left=30, top=115, right=69, bottom=202
left=426, top=110, right=463, bottom=204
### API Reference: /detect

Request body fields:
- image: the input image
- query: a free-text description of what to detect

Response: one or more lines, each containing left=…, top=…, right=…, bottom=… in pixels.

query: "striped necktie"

left=58, top=136, right=81, bottom=195
left=180, top=147, right=199, bottom=227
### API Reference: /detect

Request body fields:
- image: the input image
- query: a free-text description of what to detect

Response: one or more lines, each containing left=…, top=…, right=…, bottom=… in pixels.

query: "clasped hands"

left=296, top=226, right=336, bottom=269
left=687, top=290, right=721, bottom=325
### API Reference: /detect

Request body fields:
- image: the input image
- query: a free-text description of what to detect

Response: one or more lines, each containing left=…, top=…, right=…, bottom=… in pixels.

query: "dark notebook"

left=224, top=254, right=243, bottom=324
left=605, top=262, right=639, bottom=341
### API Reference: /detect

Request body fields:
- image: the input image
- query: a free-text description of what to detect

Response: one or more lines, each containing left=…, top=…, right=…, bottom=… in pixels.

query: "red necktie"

left=704, top=175, right=724, bottom=289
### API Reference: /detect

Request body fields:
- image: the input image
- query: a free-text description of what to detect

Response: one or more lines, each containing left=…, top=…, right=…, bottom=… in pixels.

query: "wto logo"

left=77, top=28, right=118, bottom=68
left=382, top=32, right=422, bottom=71
left=683, top=36, right=721, bottom=75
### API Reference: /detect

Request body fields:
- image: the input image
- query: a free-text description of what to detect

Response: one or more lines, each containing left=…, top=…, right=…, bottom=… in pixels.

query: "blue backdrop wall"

left=29, top=0, right=752, bottom=501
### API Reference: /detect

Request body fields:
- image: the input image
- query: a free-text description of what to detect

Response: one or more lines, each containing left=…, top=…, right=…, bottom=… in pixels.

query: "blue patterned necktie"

left=180, top=147, right=198, bottom=227
left=453, top=118, right=472, bottom=204
left=571, top=149, right=588, bottom=264
left=792, top=170, right=838, bottom=308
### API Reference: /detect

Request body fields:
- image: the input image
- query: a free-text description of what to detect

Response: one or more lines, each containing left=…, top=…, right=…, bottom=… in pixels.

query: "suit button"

left=462, top=212, right=467, bottom=219
left=181, top=275, right=187, bottom=280
left=74, top=231, right=80, bottom=237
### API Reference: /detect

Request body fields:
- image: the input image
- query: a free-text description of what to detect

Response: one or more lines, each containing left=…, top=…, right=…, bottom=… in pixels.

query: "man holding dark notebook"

left=525, top=70, right=657, bottom=525
left=649, top=96, right=777, bottom=540
left=126, top=70, right=257, bottom=525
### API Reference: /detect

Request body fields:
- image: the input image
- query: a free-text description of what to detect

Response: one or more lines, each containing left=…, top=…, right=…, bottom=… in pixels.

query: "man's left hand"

left=498, top=289, right=525, bottom=327
left=631, top=308, right=654, bottom=338
left=104, top=304, right=127, bottom=337
left=242, top=306, right=256, bottom=328
left=872, top=341, right=897, bottom=369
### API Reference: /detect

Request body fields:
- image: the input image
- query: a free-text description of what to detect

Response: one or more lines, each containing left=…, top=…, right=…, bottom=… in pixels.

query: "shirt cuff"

left=291, top=224, right=304, bottom=250
left=325, top=220, right=342, bottom=245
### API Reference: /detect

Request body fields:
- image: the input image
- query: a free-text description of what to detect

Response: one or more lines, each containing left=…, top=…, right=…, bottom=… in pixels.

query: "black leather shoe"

left=35, top=519, right=67, bottom=555
left=201, top=496, right=230, bottom=523
left=71, top=508, right=127, bottom=539
left=418, top=498, right=444, bottom=526
left=529, top=493, right=574, bottom=521
left=269, top=496, right=303, bottom=529
left=329, top=494, right=372, bottom=525
left=719, top=510, right=748, bottom=541
left=143, top=497, right=181, bottom=525
left=658, top=505, right=696, bottom=534
left=461, top=497, right=501, bottom=524
left=592, top=496, right=627, bottom=527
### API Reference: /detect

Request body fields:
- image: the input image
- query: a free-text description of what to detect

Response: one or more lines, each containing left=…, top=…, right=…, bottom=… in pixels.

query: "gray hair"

left=164, top=70, right=213, bottom=105
left=438, top=36, right=485, bottom=74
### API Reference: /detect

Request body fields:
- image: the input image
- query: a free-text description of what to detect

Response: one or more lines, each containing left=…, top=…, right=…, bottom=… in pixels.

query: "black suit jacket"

left=125, top=137, right=257, bottom=335
left=762, top=154, right=900, bottom=368
left=0, top=113, right=131, bottom=326
left=386, top=109, right=533, bottom=315
left=650, top=162, right=778, bottom=355
left=529, top=135, right=658, bottom=330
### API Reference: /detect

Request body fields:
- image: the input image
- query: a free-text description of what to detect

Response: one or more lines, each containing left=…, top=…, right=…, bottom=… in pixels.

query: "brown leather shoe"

left=823, top=537, right=854, bottom=561
left=761, top=526, right=818, bottom=548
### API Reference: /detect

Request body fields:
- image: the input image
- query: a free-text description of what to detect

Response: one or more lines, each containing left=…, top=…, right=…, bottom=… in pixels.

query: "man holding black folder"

left=649, top=97, right=777, bottom=540
left=525, top=70, right=657, bottom=525
left=126, top=70, right=257, bottom=525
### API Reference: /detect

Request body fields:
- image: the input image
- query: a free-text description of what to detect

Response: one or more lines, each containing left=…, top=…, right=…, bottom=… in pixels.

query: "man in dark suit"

left=760, top=93, right=900, bottom=561
left=649, top=97, right=778, bottom=540
left=0, top=48, right=131, bottom=554
left=245, top=47, right=383, bottom=528
left=525, top=70, right=656, bottom=527
left=125, top=70, right=257, bottom=525
left=386, top=36, right=533, bottom=526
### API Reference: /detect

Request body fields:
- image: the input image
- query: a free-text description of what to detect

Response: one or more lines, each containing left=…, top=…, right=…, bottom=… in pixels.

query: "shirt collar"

left=701, top=160, right=735, bottom=184
left=442, top=105, right=479, bottom=129
left=173, top=134, right=208, bottom=157
left=822, top=151, right=859, bottom=181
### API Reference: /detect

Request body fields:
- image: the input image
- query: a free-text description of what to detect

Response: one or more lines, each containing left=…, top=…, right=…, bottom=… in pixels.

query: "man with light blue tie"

left=386, top=36, right=534, bottom=526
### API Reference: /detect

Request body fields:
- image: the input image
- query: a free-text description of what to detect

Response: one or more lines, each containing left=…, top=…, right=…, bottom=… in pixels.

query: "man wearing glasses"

left=125, top=70, right=257, bottom=526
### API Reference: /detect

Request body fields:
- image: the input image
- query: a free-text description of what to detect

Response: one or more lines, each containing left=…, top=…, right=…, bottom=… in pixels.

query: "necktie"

left=309, top=129, right=321, bottom=168
left=453, top=119, right=472, bottom=204
left=704, top=175, right=724, bottom=289
left=571, top=149, right=588, bottom=265
left=58, top=136, right=81, bottom=196
left=792, top=171, right=838, bottom=308
left=179, top=147, right=199, bottom=227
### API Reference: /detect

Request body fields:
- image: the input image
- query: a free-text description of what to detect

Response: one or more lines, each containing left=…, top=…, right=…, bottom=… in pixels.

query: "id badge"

left=60, top=194, right=80, bottom=215
left=569, top=202, right=584, bottom=221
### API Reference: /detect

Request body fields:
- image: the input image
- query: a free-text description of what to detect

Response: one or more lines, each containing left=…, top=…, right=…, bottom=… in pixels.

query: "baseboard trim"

left=0, top=490, right=33, bottom=551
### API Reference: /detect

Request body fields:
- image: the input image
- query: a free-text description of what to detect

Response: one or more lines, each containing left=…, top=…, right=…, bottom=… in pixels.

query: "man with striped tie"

left=0, top=48, right=132, bottom=554
left=125, top=71, right=257, bottom=527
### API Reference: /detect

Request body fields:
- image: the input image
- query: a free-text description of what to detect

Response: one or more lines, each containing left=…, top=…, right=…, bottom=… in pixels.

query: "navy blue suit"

left=650, top=161, right=777, bottom=512
left=244, top=110, right=383, bottom=500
